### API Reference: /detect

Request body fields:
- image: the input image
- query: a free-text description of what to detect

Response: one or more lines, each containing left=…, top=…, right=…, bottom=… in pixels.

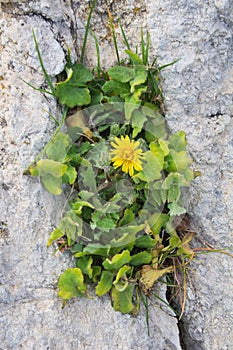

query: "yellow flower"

left=110, top=135, right=144, bottom=176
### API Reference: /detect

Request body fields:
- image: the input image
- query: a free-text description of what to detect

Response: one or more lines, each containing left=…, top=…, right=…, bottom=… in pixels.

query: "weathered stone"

left=0, top=2, right=181, bottom=349
left=146, top=1, right=233, bottom=349
left=1, top=0, right=232, bottom=349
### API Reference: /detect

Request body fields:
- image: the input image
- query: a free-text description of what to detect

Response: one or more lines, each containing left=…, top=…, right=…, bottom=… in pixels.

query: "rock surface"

left=0, top=1, right=232, bottom=350
left=146, top=1, right=233, bottom=349
left=0, top=1, right=180, bottom=350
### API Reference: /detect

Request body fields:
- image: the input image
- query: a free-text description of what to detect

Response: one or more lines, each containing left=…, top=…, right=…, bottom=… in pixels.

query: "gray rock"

left=1, top=0, right=232, bottom=349
left=146, top=0, right=233, bottom=349
left=0, top=2, right=181, bottom=350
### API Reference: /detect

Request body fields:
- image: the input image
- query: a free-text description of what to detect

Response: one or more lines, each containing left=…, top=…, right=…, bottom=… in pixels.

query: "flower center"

left=122, top=147, right=135, bottom=161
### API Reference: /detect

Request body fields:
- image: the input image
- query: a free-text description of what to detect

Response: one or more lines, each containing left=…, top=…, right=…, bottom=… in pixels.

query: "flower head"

left=110, top=135, right=144, bottom=176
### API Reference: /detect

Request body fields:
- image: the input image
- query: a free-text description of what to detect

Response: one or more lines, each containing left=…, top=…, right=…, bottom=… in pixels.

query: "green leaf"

left=96, top=270, right=115, bottom=296
left=103, top=250, right=131, bottom=271
left=148, top=213, right=169, bottom=236
left=76, top=256, right=93, bottom=278
left=30, top=159, right=67, bottom=177
left=149, top=142, right=165, bottom=167
left=108, top=66, right=135, bottom=83
left=133, top=85, right=147, bottom=102
left=56, top=65, right=92, bottom=107
left=111, top=284, right=134, bottom=314
left=130, top=251, right=152, bottom=266
left=58, top=268, right=86, bottom=300
left=31, top=150, right=67, bottom=195
left=56, top=85, right=91, bottom=108
left=169, top=235, right=181, bottom=248
left=47, top=228, right=63, bottom=247
left=142, top=101, right=159, bottom=111
left=92, top=266, right=102, bottom=282
left=68, top=63, right=93, bottom=85
left=79, top=243, right=110, bottom=257
left=166, top=173, right=188, bottom=200
left=183, top=168, right=195, bottom=182
left=135, top=235, right=156, bottom=249
left=164, top=150, right=192, bottom=174
left=125, top=50, right=142, bottom=65
left=110, top=232, right=136, bottom=254
left=79, top=160, right=97, bottom=192
left=152, top=180, right=167, bottom=206
left=118, top=208, right=135, bottom=226
left=91, top=213, right=116, bottom=232
left=102, top=80, right=130, bottom=97
left=90, top=89, right=103, bottom=105
left=145, top=116, right=167, bottom=142
left=130, top=65, right=147, bottom=93
left=115, top=224, right=145, bottom=238
left=62, top=164, right=77, bottom=185
left=114, top=265, right=131, bottom=284
left=135, top=150, right=162, bottom=182
left=113, top=281, right=129, bottom=292
left=59, top=212, right=83, bottom=241
left=167, top=202, right=186, bottom=216
left=169, top=131, right=187, bottom=152
left=124, top=96, right=140, bottom=121
left=70, top=243, right=83, bottom=254
left=162, top=173, right=186, bottom=202
left=46, top=132, right=71, bottom=162
left=158, top=139, right=170, bottom=156
left=41, top=174, right=63, bottom=195
left=131, top=109, right=147, bottom=137
left=72, top=200, right=94, bottom=215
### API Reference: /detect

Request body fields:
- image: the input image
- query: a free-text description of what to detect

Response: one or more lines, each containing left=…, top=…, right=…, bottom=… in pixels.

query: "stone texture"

left=0, top=1, right=181, bottom=350
left=146, top=1, right=233, bottom=349
left=1, top=0, right=233, bottom=349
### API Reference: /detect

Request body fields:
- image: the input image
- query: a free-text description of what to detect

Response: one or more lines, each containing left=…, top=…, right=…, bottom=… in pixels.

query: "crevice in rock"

left=206, top=111, right=224, bottom=118
left=165, top=287, right=186, bottom=350
left=176, top=318, right=187, bottom=350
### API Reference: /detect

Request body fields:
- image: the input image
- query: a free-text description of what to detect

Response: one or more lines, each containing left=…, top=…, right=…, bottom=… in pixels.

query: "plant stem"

left=32, top=29, right=56, bottom=96
left=81, top=0, right=97, bottom=64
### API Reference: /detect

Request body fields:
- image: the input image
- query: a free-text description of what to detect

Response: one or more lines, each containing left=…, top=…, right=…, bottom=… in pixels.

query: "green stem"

left=90, top=29, right=101, bottom=78
left=109, top=12, right=120, bottom=64
left=32, top=29, right=56, bottom=96
left=118, top=18, right=131, bottom=50
left=20, top=78, right=54, bottom=96
left=80, top=0, right=97, bottom=64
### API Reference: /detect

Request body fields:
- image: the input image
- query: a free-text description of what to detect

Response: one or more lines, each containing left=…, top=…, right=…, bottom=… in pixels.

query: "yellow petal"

left=133, top=163, right=142, bottom=172
left=128, top=163, right=134, bottom=176
left=122, top=161, right=129, bottom=173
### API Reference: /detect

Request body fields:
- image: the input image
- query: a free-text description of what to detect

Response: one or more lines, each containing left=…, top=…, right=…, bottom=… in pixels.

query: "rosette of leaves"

left=26, top=2, right=197, bottom=316
left=38, top=109, right=195, bottom=315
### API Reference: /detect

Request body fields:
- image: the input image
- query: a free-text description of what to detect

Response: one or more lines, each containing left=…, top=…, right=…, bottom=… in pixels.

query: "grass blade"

left=158, top=58, right=180, bottom=71
left=145, top=31, right=150, bottom=66
left=141, top=28, right=145, bottom=65
left=81, top=0, right=97, bottom=64
left=138, top=287, right=150, bottom=336
left=150, top=290, right=179, bottom=316
left=108, top=10, right=120, bottom=64
left=118, top=18, right=131, bottom=51
left=32, top=29, right=56, bottom=96
left=42, top=108, right=60, bottom=126
left=151, top=56, right=157, bottom=67
left=20, top=77, right=54, bottom=96
left=90, top=29, right=101, bottom=78
left=148, top=69, right=159, bottom=99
